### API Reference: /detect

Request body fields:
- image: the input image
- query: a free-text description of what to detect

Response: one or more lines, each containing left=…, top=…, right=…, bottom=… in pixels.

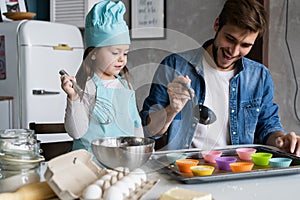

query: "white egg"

left=103, top=185, right=124, bottom=200
left=108, top=170, right=118, bottom=176
left=82, top=184, right=102, bottom=200
left=127, top=173, right=142, bottom=187
left=110, top=175, right=118, bottom=185
left=93, top=179, right=105, bottom=188
left=117, top=171, right=124, bottom=180
left=100, top=174, right=112, bottom=181
left=114, top=181, right=130, bottom=197
left=131, top=168, right=147, bottom=182
left=114, top=166, right=125, bottom=172
left=105, top=169, right=114, bottom=173
left=102, top=180, right=111, bottom=190
left=132, top=168, right=145, bottom=175
left=119, top=176, right=136, bottom=191
left=123, top=167, right=130, bottom=176
left=114, top=167, right=130, bottom=175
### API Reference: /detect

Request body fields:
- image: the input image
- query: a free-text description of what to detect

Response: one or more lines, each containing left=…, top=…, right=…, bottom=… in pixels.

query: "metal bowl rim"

left=91, top=136, right=155, bottom=147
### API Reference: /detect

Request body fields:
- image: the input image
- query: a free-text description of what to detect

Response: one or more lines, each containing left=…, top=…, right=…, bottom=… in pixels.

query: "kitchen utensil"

left=91, top=137, right=155, bottom=170
left=59, top=69, right=114, bottom=125
left=236, top=147, right=257, bottom=161
left=215, top=156, right=237, bottom=171
left=59, top=69, right=85, bottom=98
left=176, top=159, right=199, bottom=173
left=160, top=145, right=300, bottom=184
left=166, top=153, right=188, bottom=164
left=229, top=162, right=254, bottom=172
left=183, top=83, right=217, bottom=125
left=190, top=165, right=215, bottom=176
left=152, top=148, right=203, bottom=156
left=269, top=157, right=292, bottom=168
left=251, top=152, right=273, bottom=166
left=201, top=150, right=222, bottom=163
left=172, top=69, right=216, bottom=125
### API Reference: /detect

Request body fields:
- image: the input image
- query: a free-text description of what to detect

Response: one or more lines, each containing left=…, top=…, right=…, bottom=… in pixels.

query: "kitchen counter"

left=38, top=146, right=300, bottom=200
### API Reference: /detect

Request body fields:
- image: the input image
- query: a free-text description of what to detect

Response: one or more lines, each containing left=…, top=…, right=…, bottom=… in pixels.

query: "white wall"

left=269, top=0, right=300, bottom=132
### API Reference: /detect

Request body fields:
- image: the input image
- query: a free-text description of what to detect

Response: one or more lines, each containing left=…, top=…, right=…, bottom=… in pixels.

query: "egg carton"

left=44, top=149, right=158, bottom=200
left=81, top=167, right=159, bottom=200
left=44, top=149, right=109, bottom=200
left=126, top=179, right=159, bottom=200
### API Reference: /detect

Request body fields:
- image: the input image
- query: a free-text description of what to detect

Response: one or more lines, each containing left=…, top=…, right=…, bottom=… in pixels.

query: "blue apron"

left=72, top=74, right=141, bottom=153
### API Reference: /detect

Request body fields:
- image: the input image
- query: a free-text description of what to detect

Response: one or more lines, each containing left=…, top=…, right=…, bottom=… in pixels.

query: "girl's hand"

left=167, top=75, right=193, bottom=114
left=60, top=75, right=79, bottom=101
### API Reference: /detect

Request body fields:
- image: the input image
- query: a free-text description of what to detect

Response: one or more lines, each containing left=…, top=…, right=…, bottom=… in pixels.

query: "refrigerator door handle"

left=32, top=89, right=60, bottom=95
left=53, top=43, right=73, bottom=51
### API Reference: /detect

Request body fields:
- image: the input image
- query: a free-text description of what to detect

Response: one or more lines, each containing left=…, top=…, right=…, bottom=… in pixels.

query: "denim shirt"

left=140, top=40, right=285, bottom=150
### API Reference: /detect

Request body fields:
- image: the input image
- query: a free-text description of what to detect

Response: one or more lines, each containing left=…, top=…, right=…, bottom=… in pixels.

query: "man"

left=140, top=0, right=300, bottom=156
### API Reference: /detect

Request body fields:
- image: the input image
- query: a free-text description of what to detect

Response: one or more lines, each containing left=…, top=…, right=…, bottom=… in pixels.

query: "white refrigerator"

left=0, top=20, right=84, bottom=129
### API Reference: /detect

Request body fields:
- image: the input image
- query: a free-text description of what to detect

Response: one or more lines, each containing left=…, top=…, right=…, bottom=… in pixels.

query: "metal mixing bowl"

left=91, top=137, right=155, bottom=170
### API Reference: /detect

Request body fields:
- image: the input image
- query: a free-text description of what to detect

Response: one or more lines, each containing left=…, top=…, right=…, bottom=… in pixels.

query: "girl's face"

left=92, top=44, right=129, bottom=79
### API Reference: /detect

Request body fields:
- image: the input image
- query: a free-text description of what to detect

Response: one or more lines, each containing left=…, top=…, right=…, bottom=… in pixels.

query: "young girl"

left=60, top=1, right=143, bottom=153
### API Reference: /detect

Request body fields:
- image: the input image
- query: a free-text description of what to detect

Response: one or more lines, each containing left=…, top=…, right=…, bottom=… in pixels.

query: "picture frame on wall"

left=130, top=0, right=166, bottom=40
left=0, top=0, right=27, bottom=22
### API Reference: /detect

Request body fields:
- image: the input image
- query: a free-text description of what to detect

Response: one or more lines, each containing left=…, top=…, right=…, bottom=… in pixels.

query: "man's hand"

left=274, top=132, right=300, bottom=157
left=167, top=76, right=194, bottom=114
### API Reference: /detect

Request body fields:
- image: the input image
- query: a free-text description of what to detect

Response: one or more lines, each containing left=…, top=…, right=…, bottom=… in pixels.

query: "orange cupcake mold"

left=176, top=159, right=199, bottom=173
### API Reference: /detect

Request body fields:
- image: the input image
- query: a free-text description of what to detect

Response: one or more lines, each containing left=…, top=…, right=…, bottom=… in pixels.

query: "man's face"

left=212, top=20, right=259, bottom=71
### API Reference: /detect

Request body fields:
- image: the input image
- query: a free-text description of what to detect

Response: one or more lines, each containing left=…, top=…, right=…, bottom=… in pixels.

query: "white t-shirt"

left=101, top=78, right=124, bottom=88
left=191, top=56, right=235, bottom=150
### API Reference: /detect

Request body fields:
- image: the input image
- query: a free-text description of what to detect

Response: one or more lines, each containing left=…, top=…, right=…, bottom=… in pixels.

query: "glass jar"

left=0, top=129, right=44, bottom=192
left=0, top=129, right=38, bottom=156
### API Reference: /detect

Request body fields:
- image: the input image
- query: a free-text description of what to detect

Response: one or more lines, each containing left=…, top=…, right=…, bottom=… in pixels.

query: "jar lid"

left=0, top=129, right=40, bottom=163
left=0, top=150, right=44, bottom=163
left=0, top=129, right=34, bottom=139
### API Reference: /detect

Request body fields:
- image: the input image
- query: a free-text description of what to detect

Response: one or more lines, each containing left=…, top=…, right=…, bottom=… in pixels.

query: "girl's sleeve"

left=64, top=79, right=96, bottom=139
left=64, top=97, right=90, bottom=139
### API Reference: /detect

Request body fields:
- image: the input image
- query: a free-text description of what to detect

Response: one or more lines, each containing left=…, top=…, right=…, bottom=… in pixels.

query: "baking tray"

left=154, top=145, right=300, bottom=184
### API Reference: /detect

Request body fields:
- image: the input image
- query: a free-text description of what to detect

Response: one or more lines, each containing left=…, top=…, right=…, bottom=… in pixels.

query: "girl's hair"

left=75, top=47, right=131, bottom=92
left=218, top=0, right=267, bottom=38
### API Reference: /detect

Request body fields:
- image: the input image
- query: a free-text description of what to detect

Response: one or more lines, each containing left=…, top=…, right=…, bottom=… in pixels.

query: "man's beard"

left=212, top=42, right=235, bottom=70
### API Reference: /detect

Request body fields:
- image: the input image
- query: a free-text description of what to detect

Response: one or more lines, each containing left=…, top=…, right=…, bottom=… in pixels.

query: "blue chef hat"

left=84, top=0, right=130, bottom=48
